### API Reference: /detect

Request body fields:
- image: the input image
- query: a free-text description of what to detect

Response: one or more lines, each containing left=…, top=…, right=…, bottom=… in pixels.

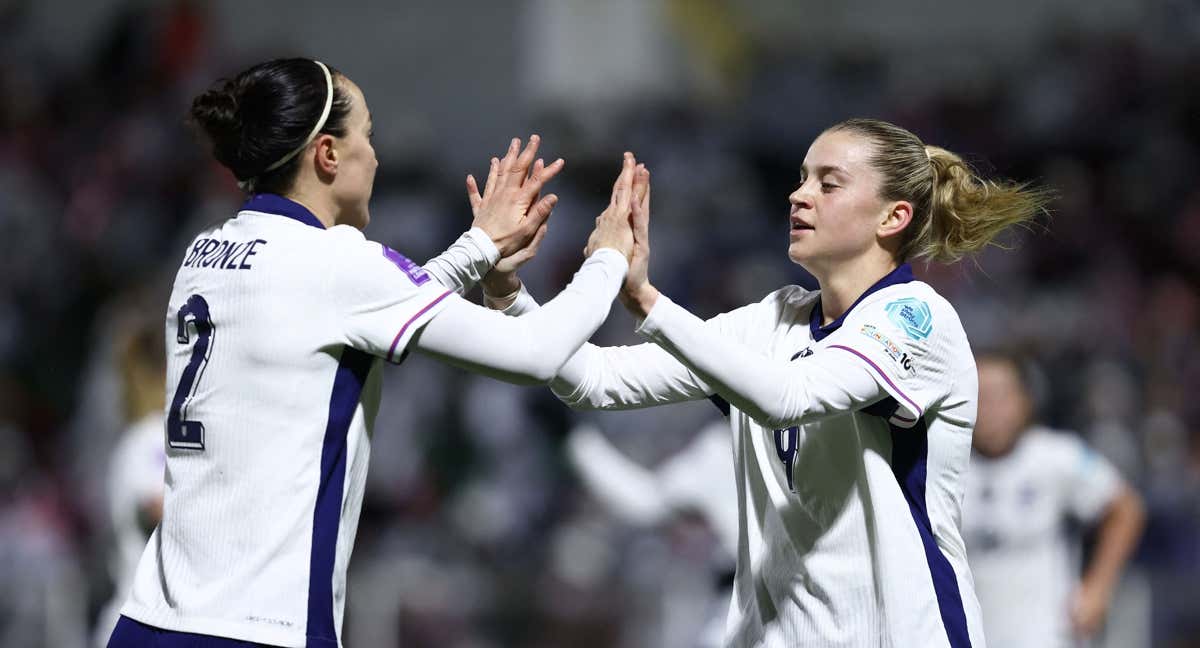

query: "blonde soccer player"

left=109, top=57, right=642, bottom=648
left=476, top=119, right=1051, bottom=647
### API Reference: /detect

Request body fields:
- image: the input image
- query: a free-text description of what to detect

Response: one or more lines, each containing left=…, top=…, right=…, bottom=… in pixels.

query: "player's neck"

left=283, top=184, right=339, bottom=229
left=814, top=253, right=898, bottom=325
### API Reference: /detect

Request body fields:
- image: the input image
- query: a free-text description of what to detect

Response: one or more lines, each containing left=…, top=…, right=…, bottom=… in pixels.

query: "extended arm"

left=638, top=295, right=887, bottom=429
left=414, top=250, right=627, bottom=385
left=484, top=282, right=713, bottom=409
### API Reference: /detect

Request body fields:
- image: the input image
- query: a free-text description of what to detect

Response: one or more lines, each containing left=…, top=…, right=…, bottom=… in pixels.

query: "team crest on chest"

left=885, top=298, right=933, bottom=340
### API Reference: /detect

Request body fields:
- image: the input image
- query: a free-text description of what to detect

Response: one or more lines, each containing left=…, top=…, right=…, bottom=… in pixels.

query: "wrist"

left=482, top=273, right=522, bottom=310
left=620, top=283, right=659, bottom=319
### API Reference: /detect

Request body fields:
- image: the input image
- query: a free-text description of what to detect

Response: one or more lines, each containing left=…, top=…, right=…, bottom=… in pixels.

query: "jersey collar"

left=241, top=193, right=326, bottom=230
left=809, top=263, right=915, bottom=342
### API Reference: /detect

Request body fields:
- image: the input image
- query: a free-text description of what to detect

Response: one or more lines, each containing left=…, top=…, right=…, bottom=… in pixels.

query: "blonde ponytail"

left=915, top=146, right=1052, bottom=262
left=828, top=119, right=1052, bottom=263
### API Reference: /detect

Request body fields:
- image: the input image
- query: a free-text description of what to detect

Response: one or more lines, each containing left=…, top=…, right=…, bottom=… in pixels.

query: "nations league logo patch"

left=382, top=245, right=431, bottom=286
left=860, top=324, right=914, bottom=374
left=885, top=298, right=933, bottom=340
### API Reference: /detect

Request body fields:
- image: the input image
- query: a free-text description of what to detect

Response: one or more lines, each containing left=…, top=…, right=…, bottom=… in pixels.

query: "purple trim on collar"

left=242, top=193, right=326, bottom=230
left=809, top=263, right=914, bottom=342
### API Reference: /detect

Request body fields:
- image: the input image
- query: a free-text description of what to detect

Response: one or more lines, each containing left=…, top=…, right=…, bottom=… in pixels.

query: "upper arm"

left=331, top=235, right=455, bottom=362
left=1054, top=435, right=1123, bottom=522
left=823, top=293, right=963, bottom=428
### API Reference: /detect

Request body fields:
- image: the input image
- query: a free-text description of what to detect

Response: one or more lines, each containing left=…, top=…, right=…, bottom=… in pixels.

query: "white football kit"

left=963, top=428, right=1122, bottom=648
left=121, top=194, right=627, bottom=647
left=95, top=413, right=166, bottom=646
left=504, top=264, right=985, bottom=647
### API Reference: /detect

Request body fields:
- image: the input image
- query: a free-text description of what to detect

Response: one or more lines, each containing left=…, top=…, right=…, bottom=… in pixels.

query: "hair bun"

left=189, top=81, right=253, bottom=180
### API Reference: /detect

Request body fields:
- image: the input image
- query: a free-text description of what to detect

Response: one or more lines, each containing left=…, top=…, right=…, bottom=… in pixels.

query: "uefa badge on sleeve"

left=885, top=298, right=933, bottom=340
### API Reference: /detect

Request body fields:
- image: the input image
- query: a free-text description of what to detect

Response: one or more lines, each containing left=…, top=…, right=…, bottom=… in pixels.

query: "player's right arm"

left=336, top=153, right=641, bottom=385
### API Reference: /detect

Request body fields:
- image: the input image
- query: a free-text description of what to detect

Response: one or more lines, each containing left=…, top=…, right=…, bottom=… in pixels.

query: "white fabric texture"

left=964, top=427, right=1123, bottom=648
left=509, top=279, right=985, bottom=648
left=124, top=201, right=625, bottom=648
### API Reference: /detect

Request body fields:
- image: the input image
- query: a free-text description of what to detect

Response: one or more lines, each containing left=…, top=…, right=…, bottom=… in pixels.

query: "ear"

left=878, top=200, right=913, bottom=241
left=313, top=134, right=338, bottom=179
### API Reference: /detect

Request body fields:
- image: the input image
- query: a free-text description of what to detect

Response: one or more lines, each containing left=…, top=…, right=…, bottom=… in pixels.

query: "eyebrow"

left=802, top=164, right=849, bottom=178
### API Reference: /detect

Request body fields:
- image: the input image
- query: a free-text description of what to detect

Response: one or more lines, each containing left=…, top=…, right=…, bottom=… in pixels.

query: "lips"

left=790, top=217, right=814, bottom=231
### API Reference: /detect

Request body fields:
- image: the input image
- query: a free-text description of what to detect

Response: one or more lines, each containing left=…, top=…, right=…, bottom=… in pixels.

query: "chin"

left=787, top=241, right=810, bottom=265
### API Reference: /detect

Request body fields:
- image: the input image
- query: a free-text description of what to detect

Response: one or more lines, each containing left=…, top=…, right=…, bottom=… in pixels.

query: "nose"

left=789, top=183, right=814, bottom=210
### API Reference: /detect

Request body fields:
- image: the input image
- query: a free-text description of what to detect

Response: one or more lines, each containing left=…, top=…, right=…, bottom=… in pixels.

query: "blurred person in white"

left=566, top=418, right=737, bottom=648
left=963, top=351, right=1146, bottom=648
left=475, top=118, right=1051, bottom=647
left=109, top=57, right=640, bottom=648
left=93, top=315, right=166, bottom=646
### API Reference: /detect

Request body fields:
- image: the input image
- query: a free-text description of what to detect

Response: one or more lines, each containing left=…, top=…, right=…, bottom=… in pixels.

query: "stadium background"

left=1, top=0, right=1197, bottom=645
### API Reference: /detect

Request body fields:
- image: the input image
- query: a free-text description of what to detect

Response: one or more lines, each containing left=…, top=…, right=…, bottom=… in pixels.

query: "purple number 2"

left=168, top=294, right=214, bottom=450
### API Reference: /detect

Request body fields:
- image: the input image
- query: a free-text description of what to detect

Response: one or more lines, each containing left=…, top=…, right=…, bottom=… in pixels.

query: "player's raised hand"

left=466, top=135, right=564, bottom=257
left=585, top=152, right=638, bottom=262
left=618, top=163, right=660, bottom=318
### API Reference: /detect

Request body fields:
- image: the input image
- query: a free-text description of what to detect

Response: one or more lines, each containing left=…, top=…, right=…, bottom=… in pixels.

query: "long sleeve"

left=637, top=294, right=889, bottom=430
left=412, top=249, right=628, bottom=385
left=566, top=424, right=676, bottom=525
left=492, top=283, right=714, bottom=409
left=421, top=227, right=499, bottom=295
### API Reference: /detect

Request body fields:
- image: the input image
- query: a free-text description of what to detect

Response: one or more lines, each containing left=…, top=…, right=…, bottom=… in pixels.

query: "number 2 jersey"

left=122, top=194, right=475, bottom=647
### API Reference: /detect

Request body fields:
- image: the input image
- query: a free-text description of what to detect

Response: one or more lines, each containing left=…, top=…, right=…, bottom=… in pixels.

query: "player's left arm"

left=1063, top=443, right=1146, bottom=637
left=635, top=293, right=953, bottom=430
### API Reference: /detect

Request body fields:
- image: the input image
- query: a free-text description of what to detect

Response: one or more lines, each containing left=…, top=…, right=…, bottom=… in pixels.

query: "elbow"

left=525, top=354, right=566, bottom=384
left=1120, top=485, right=1147, bottom=534
left=744, top=400, right=795, bottom=430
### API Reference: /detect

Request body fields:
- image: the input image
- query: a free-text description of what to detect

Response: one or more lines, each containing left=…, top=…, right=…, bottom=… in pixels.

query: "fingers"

left=495, top=138, right=521, bottom=189
left=510, top=134, right=541, bottom=182
left=523, top=157, right=565, bottom=199
left=482, top=157, right=499, bottom=201
left=465, top=174, right=482, bottom=211
left=526, top=193, right=559, bottom=230
left=632, top=164, right=650, bottom=209
left=610, top=152, right=636, bottom=213
left=631, top=166, right=650, bottom=240
left=520, top=222, right=549, bottom=260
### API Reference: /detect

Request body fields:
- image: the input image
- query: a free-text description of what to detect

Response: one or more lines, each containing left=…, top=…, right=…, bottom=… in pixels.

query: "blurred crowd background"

left=1, top=0, right=1197, bottom=646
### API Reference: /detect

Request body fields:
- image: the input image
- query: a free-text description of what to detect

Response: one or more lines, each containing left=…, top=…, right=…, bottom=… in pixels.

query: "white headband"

left=262, top=60, right=334, bottom=173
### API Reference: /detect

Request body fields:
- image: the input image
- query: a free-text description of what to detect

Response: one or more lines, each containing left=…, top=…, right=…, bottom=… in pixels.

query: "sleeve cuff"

left=635, top=292, right=677, bottom=340
left=464, top=227, right=501, bottom=266
left=588, top=247, right=630, bottom=274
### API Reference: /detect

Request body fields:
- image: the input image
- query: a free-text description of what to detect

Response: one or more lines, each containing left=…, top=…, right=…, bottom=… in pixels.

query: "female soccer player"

left=109, top=58, right=640, bottom=647
left=964, top=351, right=1145, bottom=648
left=481, top=119, right=1051, bottom=647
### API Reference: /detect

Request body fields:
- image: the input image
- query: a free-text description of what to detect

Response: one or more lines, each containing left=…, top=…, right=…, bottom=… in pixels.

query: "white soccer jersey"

left=122, top=194, right=483, bottom=647
left=95, top=413, right=166, bottom=646
left=534, top=264, right=985, bottom=647
left=963, top=428, right=1121, bottom=648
